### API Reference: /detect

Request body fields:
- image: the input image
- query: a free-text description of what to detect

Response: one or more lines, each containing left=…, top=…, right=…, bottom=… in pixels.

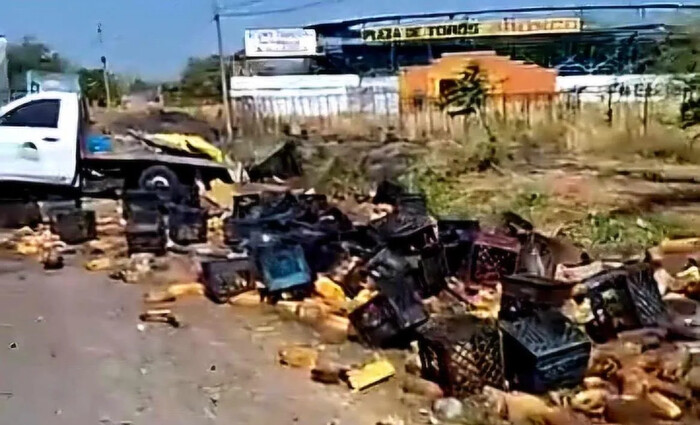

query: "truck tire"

left=138, top=165, right=184, bottom=204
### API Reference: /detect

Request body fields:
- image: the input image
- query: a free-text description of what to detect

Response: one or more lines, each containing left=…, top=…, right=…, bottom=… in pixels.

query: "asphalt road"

left=0, top=255, right=401, bottom=425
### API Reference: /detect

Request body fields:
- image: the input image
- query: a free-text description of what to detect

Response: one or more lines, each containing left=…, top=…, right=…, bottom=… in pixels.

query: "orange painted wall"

left=400, top=51, right=557, bottom=110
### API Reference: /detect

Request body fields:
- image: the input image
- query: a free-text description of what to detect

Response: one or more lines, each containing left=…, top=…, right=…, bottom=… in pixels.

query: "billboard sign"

left=245, top=28, right=317, bottom=57
left=361, top=17, right=582, bottom=42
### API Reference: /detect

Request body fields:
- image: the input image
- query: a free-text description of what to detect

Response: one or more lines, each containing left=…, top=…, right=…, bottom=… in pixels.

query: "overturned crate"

left=232, top=193, right=261, bottom=219
left=350, top=265, right=428, bottom=347
left=126, top=210, right=167, bottom=256
left=412, top=244, right=448, bottom=299
left=417, top=315, right=505, bottom=396
left=438, top=219, right=480, bottom=276
left=122, top=189, right=163, bottom=219
left=396, top=193, right=428, bottom=216
left=255, top=243, right=312, bottom=296
left=499, top=274, right=578, bottom=321
left=50, top=209, right=97, bottom=244
left=349, top=292, right=428, bottom=348
left=500, top=310, right=591, bottom=393
left=465, top=232, right=520, bottom=285
left=583, top=262, right=668, bottom=342
left=200, top=257, right=255, bottom=303
left=0, top=200, right=42, bottom=229
left=282, top=227, right=342, bottom=274
left=371, top=212, right=437, bottom=254
left=168, top=205, right=207, bottom=245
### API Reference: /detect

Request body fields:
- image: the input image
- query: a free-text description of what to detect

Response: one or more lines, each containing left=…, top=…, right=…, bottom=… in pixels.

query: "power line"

left=219, top=0, right=263, bottom=10
left=217, top=0, right=343, bottom=18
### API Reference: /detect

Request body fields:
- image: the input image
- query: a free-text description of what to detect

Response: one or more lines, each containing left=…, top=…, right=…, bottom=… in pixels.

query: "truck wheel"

left=138, top=165, right=184, bottom=203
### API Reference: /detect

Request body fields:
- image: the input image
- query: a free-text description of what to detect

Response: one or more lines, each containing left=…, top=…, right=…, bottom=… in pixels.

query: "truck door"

left=0, top=92, right=79, bottom=186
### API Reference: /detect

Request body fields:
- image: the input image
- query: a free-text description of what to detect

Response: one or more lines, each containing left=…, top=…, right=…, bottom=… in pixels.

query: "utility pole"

left=98, top=23, right=111, bottom=108
left=215, top=13, right=234, bottom=141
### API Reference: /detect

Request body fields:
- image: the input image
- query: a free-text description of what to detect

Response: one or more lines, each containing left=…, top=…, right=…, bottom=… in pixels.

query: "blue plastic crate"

left=86, top=134, right=113, bottom=153
left=256, top=244, right=312, bottom=292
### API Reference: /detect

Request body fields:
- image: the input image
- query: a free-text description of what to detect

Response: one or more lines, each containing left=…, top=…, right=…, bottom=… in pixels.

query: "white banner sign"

left=244, top=28, right=317, bottom=57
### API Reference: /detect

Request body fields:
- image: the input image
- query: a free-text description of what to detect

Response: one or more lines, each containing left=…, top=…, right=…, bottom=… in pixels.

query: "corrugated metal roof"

left=304, top=3, right=700, bottom=30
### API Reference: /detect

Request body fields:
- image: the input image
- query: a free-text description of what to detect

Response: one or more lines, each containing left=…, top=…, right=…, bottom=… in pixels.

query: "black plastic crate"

left=0, top=201, right=42, bottom=229
left=367, top=248, right=410, bottom=283
left=201, top=257, right=255, bottom=303
left=584, top=262, right=668, bottom=342
left=624, top=262, right=669, bottom=327
left=370, top=212, right=436, bottom=253
left=339, top=225, right=382, bottom=259
left=223, top=216, right=265, bottom=245
left=126, top=210, right=167, bottom=256
left=418, top=315, right=505, bottom=396
left=500, top=310, right=591, bottom=393
left=122, top=190, right=163, bottom=219
left=316, top=207, right=354, bottom=233
left=437, top=219, right=480, bottom=276
left=297, top=193, right=329, bottom=213
left=223, top=216, right=246, bottom=245
left=223, top=205, right=296, bottom=245
left=499, top=274, right=578, bottom=321
left=168, top=206, right=207, bottom=245
left=255, top=243, right=312, bottom=293
left=416, top=244, right=448, bottom=298
left=372, top=180, right=405, bottom=205
left=282, top=227, right=341, bottom=274
left=50, top=209, right=97, bottom=244
left=466, top=232, right=520, bottom=285
left=232, top=194, right=261, bottom=219
left=397, top=193, right=428, bottom=216
left=349, top=289, right=428, bottom=348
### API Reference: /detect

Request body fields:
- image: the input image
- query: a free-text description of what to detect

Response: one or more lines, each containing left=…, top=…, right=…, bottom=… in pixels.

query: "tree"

left=179, top=55, right=225, bottom=101
left=78, top=68, right=121, bottom=107
left=650, top=20, right=700, bottom=74
left=439, top=64, right=487, bottom=117
left=439, top=65, right=501, bottom=170
left=130, top=78, right=153, bottom=93
left=6, top=37, right=70, bottom=88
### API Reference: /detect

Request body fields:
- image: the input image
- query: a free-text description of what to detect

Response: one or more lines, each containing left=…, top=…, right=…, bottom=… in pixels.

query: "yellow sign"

left=361, top=17, right=582, bottom=42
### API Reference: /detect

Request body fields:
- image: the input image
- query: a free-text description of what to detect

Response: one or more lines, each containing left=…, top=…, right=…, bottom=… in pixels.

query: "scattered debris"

left=41, top=248, right=64, bottom=270
left=646, top=391, right=682, bottom=420
left=311, top=360, right=349, bottom=384
left=432, top=397, right=463, bottom=421
left=85, top=257, right=114, bottom=271
left=401, top=375, right=444, bottom=400
left=7, top=161, right=700, bottom=420
left=146, top=282, right=205, bottom=303
left=375, top=415, right=404, bottom=425
left=228, top=290, right=262, bottom=307
left=277, top=345, right=318, bottom=369
left=346, top=358, right=395, bottom=392
left=139, top=309, right=180, bottom=328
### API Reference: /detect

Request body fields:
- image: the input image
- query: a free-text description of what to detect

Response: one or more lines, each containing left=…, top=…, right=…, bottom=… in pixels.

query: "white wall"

left=230, top=74, right=399, bottom=116
left=556, top=74, right=685, bottom=102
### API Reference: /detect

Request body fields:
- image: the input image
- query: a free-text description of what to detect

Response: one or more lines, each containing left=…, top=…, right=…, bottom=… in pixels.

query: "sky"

left=1, top=0, right=699, bottom=81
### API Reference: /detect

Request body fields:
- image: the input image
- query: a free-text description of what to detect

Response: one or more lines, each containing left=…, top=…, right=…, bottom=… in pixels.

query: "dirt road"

left=0, top=255, right=402, bottom=425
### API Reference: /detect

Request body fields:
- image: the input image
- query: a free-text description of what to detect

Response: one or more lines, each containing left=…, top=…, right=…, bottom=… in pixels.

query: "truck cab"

left=0, top=91, right=82, bottom=190
left=0, top=91, right=234, bottom=203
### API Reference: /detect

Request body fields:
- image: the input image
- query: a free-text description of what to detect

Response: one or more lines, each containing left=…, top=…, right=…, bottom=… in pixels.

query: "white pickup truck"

left=0, top=91, right=231, bottom=202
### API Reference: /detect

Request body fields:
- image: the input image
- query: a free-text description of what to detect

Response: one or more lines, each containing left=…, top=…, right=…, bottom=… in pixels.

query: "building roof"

left=305, top=3, right=700, bottom=30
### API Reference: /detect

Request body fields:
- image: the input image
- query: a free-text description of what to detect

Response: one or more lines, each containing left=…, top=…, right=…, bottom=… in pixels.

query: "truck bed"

left=82, top=150, right=228, bottom=171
